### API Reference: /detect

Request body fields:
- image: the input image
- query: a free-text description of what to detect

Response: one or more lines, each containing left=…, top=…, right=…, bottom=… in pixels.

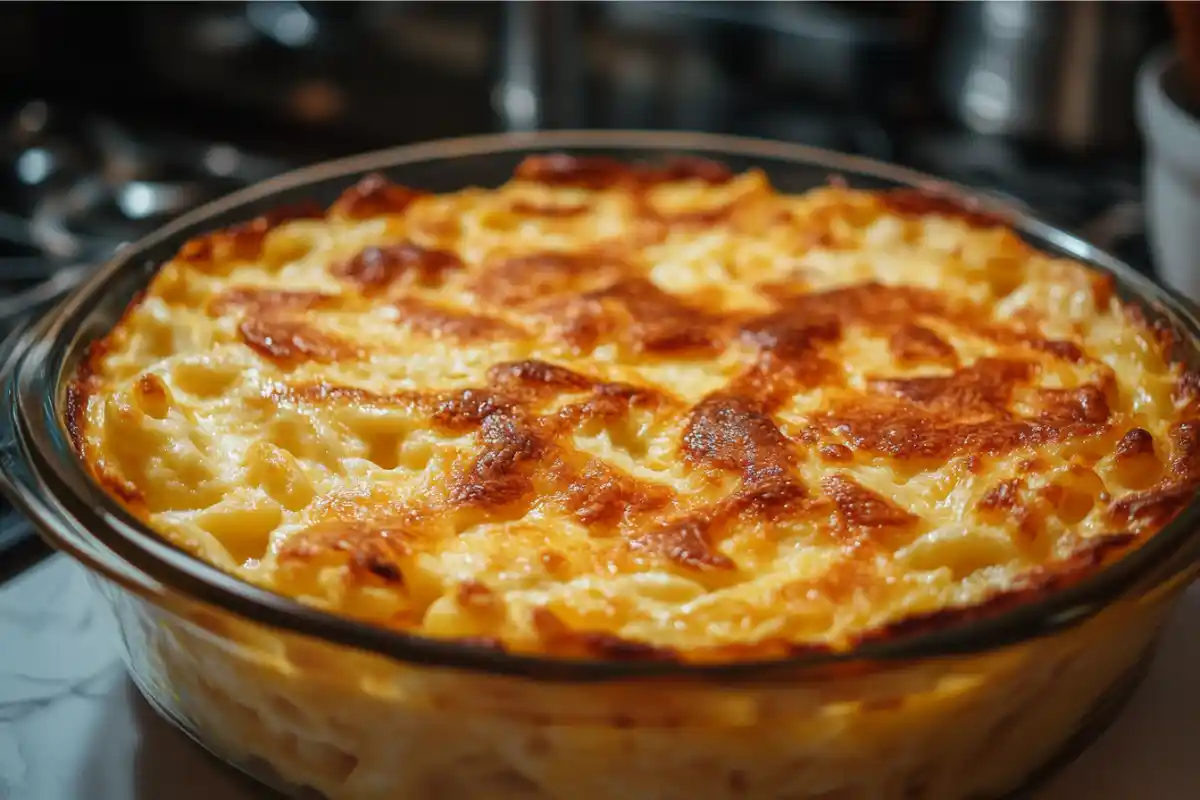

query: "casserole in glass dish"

left=3, top=131, right=1200, bottom=800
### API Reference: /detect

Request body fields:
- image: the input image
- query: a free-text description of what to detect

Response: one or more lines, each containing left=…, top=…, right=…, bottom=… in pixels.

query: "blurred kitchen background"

left=0, top=0, right=1180, bottom=558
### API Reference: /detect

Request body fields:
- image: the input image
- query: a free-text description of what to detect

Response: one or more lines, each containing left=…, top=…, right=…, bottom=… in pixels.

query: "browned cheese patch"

left=821, top=475, right=918, bottom=548
left=889, top=324, right=958, bottom=367
left=818, top=352, right=1115, bottom=463
left=509, top=199, right=591, bottom=218
left=209, top=287, right=338, bottom=316
left=582, top=278, right=724, bottom=356
left=486, top=359, right=595, bottom=400
left=877, top=188, right=1010, bottom=230
left=334, top=242, right=463, bottom=294
left=628, top=515, right=736, bottom=572
left=470, top=251, right=628, bottom=309
left=557, top=458, right=673, bottom=530
left=277, top=518, right=420, bottom=585
left=177, top=203, right=324, bottom=265
left=239, top=318, right=357, bottom=368
left=514, top=154, right=733, bottom=191
left=393, top=298, right=524, bottom=343
left=327, top=173, right=429, bottom=220
left=446, top=405, right=546, bottom=513
left=1109, top=421, right=1200, bottom=527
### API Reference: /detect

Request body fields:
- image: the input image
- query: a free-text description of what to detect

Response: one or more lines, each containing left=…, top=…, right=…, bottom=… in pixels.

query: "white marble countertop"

left=1, top=555, right=1197, bottom=800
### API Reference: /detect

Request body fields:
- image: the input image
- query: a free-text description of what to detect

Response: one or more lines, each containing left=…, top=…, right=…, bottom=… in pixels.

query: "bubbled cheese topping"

left=70, top=155, right=1200, bottom=663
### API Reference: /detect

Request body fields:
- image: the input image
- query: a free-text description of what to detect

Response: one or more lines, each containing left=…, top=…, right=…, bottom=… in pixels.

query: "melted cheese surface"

left=72, top=156, right=1200, bottom=662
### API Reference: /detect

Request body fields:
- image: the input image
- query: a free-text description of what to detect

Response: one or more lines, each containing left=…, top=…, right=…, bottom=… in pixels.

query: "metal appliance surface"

left=0, top=98, right=295, bottom=565
left=935, top=0, right=1169, bottom=154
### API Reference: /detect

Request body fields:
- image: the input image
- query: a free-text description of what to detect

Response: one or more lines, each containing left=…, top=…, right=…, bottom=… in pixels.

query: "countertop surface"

left=1, top=556, right=1198, bottom=800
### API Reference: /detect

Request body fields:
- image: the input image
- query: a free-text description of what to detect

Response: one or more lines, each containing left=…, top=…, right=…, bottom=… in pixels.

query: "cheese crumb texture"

left=71, top=155, right=1200, bottom=663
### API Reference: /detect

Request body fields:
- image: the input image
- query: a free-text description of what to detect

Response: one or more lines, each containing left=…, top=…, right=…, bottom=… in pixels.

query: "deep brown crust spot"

left=239, top=318, right=354, bottom=367
left=1108, top=483, right=1194, bottom=527
left=509, top=199, right=590, bottom=218
left=334, top=242, right=463, bottom=294
left=66, top=291, right=151, bottom=458
left=133, top=373, right=170, bottom=418
left=562, top=459, right=672, bottom=529
left=554, top=382, right=665, bottom=429
left=821, top=407, right=1106, bottom=462
left=431, top=389, right=516, bottom=432
left=869, top=359, right=1034, bottom=414
left=1090, top=272, right=1116, bottom=308
left=979, top=479, right=1022, bottom=513
left=889, top=324, right=957, bottom=366
left=727, top=352, right=838, bottom=408
left=472, top=251, right=626, bottom=309
left=770, top=282, right=953, bottom=332
left=1034, top=385, right=1111, bottom=425
left=327, top=173, right=428, bottom=220
left=456, top=580, right=498, bottom=611
left=682, top=395, right=794, bottom=481
left=820, top=362, right=1112, bottom=462
left=1107, top=420, right=1200, bottom=527
left=725, top=470, right=811, bottom=517
left=878, top=188, right=1008, bottom=229
left=178, top=203, right=324, bottom=264
left=818, top=443, right=853, bottom=463
left=1174, top=371, right=1200, bottom=414
left=642, top=156, right=736, bottom=186
left=278, top=519, right=414, bottom=585
left=822, top=475, right=917, bottom=530
left=1169, top=420, right=1200, bottom=479
left=630, top=515, right=736, bottom=571
left=1033, top=340, right=1087, bottom=364
left=587, top=278, right=722, bottom=355
left=1115, top=428, right=1156, bottom=460
left=449, top=411, right=545, bottom=510
left=513, top=154, right=734, bottom=191
left=523, top=275, right=723, bottom=356
left=393, top=298, right=523, bottom=343
left=514, top=155, right=633, bottom=190
left=65, top=379, right=92, bottom=456
left=487, top=360, right=594, bottom=398
left=740, top=316, right=842, bottom=361
left=209, top=288, right=337, bottom=316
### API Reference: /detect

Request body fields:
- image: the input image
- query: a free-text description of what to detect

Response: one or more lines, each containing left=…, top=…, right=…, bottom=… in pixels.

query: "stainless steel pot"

left=935, top=0, right=1167, bottom=153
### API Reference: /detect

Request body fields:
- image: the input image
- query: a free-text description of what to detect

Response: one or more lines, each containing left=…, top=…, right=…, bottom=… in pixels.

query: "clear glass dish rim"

left=4, top=129, right=1200, bottom=684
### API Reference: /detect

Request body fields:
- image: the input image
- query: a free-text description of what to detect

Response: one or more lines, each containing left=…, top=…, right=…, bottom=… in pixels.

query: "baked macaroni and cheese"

left=62, top=153, right=1200, bottom=799
left=71, top=155, right=1199, bottom=662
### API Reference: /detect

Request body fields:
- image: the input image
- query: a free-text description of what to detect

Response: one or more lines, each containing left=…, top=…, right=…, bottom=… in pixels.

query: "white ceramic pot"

left=1137, top=48, right=1200, bottom=300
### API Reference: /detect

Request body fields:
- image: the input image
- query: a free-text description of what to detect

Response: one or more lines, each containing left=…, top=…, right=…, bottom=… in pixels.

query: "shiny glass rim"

left=4, top=130, right=1200, bottom=683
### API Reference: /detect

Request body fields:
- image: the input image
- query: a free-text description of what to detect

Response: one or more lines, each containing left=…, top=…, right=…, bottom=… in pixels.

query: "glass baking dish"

left=2, top=131, right=1200, bottom=800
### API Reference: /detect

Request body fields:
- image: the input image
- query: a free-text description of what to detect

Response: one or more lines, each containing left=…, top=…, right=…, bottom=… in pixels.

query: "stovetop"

left=0, top=99, right=299, bottom=562
left=0, top=97, right=1155, bottom=567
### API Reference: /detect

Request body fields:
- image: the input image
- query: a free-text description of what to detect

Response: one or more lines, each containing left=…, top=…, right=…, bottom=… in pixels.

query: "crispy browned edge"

left=67, top=290, right=146, bottom=475
left=61, top=157, right=1199, bottom=664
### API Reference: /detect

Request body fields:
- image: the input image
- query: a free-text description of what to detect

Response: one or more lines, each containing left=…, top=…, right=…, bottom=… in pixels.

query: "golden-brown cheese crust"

left=69, top=154, right=1200, bottom=662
